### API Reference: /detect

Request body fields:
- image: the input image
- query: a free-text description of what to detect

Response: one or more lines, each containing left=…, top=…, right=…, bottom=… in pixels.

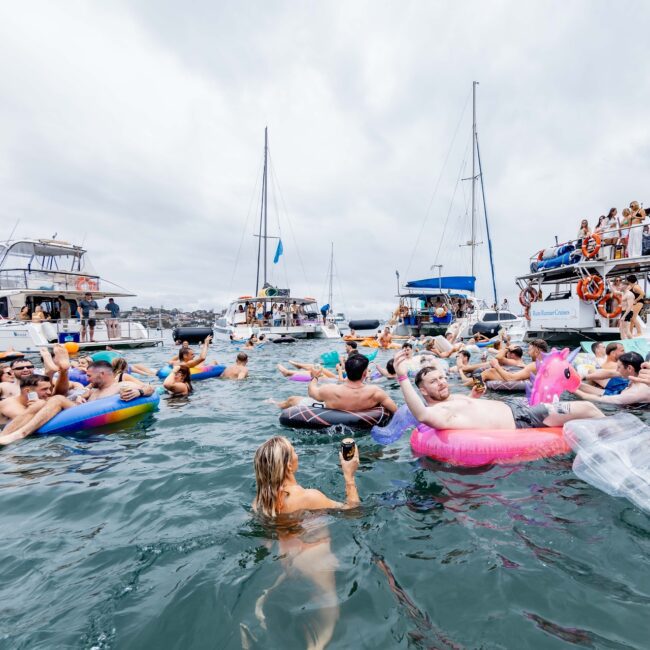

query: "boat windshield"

left=0, top=240, right=95, bottom=273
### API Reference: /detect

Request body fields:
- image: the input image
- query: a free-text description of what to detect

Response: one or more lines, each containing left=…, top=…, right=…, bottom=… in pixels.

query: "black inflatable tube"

left=279, top=404, right=391, bottom=429
left=172, top=327, right=213, bottom=344
left=348, top=319, right=380, bottom=331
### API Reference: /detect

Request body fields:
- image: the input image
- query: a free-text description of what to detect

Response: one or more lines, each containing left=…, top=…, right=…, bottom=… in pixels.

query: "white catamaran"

left=392, top=82, right=524, bottom=342
left=214, top=128, right=340, bottom=341
left=0, top=238, right=162, bottom=352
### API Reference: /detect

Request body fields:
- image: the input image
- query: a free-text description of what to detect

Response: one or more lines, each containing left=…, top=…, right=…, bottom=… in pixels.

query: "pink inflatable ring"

left=410, top=424, right=569, bottom=467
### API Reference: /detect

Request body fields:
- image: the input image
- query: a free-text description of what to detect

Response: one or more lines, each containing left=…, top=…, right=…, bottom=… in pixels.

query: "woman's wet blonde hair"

left=253, top=436, right=293, bottom=517
left=111, top=357, right=128, bottom=375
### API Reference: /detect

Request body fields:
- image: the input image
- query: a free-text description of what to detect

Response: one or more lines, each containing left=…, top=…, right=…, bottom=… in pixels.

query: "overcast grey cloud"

left=1, top=1, right=649, bottom=317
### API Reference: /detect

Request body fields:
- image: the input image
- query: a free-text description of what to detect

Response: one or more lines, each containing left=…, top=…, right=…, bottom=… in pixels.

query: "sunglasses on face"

left=14, top=365, right=34, bottom=370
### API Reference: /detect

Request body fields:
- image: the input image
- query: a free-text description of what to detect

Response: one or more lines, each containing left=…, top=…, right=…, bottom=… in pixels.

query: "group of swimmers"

left=0, top=336, right=254, bottom=445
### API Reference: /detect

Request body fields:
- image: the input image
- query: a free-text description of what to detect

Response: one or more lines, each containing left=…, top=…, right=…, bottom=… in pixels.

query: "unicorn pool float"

left=373, top=347, right=581, bottom=466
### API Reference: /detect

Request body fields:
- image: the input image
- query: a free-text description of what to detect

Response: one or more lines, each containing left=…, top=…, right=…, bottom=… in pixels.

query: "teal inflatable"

left=320, top=349, right=378, bottom=367
left=91, top=351, right=120, bottom=363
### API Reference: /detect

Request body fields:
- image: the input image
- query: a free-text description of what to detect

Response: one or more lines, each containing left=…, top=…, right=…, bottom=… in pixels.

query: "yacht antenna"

left=6, top=219, right=20, bottom=242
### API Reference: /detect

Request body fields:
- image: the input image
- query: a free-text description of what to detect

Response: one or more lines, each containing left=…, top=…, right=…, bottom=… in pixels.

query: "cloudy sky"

left=1, top=1, right=649, bottom=317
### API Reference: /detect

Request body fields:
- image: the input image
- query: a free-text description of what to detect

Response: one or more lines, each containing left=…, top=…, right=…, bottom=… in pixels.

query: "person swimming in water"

left=163, top=365, right=193, bottom=396
left=222, top=352, right=249, bottom=380
left=271, top=355, right=398, bottom=413
left=251, top=435, right=360, bottom=650
left=392, top=349, right=603, bottom=430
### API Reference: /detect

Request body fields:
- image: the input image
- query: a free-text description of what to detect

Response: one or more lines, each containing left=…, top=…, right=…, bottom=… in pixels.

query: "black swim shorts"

left=81, top=318, right=97, bottom=327
left=624, top=311, right=633, bottom=322
left=506, top=399, right=550, bottom=429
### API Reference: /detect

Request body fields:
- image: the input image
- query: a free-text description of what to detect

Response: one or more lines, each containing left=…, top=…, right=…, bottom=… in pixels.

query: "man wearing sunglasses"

left=0, top=375, right=75, bottom=446
left=4, top=360, right=36, bottom=398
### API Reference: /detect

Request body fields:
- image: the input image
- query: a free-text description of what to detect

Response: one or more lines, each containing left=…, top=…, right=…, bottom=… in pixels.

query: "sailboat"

left=393, top=82, right=524, bottom=341
left=321, top=242, right=349, bottom=334
left=213, top=128, right=340, bottom=341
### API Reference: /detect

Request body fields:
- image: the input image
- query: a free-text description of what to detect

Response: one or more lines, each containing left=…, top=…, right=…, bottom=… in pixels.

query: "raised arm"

left=574, top=385, right=646, bottom=405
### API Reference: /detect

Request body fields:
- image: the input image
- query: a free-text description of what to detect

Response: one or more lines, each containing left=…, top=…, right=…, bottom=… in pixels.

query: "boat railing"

left=528, top=221, right=650, bottom=267
left=0, top=268, right=101, bottom=292
left=1, top=316, right=155, bottom=342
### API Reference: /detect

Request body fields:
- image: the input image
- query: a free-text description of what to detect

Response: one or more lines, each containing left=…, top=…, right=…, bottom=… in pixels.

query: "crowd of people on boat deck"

left=576, top=201, right=649, bottom=259
left=234, top=299, right=320, bottom=327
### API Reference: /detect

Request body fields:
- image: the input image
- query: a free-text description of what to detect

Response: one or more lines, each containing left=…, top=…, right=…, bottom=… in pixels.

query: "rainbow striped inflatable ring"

left=37, top=393, right=160, bottom=436
left=279, top=404, right=391, bottom=430
left=156, top=365, right=225, bottom=381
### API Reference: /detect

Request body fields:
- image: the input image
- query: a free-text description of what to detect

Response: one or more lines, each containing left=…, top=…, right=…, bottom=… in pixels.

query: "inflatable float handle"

left=371, top=404, right=419, bottom=444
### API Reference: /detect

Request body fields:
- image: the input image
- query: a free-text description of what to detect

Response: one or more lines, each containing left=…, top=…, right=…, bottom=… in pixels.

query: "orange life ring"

left=519, top=286, right=538, bottom=307
left=238, top=295, right=253, bottom=299
left=536, top=250, right=544, bottom=261
left=597, top=293, right=622, bottom=319
left=581, top=234, right=601, bottom=259
left=75, top=276, right=99, bottom=292
left=578, top=275, right=605, bottom=302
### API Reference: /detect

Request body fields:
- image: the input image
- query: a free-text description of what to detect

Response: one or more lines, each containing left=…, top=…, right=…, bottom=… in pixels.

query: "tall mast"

left=470, top=81, right=478, bottom=282
left=328, top=242, right=334, bottom=309
left=255, top=127, right=269, bottom=295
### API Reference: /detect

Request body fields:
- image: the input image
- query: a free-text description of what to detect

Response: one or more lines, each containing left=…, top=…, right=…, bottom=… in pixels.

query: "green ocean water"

left=0, top=337, right=649, bottom=649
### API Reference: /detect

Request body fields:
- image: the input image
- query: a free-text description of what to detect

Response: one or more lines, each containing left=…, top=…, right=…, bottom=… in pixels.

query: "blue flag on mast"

left=273, top=239, right=283, bottom=264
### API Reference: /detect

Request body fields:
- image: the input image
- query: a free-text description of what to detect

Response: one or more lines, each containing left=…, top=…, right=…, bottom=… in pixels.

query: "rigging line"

left=227, top=154, right=264, bottom=292
left=333, top=256, right=348, bottom=314
left=476, top=131, right=498, bottom=306
left=431, top=136, right=472, bottom=268
left=404, top=90, right=472, bottom=279
left=267, top=152, right=312, bottom=294
left=265, top=158, right=292, bottom=292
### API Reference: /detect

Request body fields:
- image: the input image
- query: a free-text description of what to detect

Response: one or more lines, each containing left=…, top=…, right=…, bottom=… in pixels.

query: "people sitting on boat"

left=83, top=360, right=156, bottom=402
left=0, top=375, right=76, bottom=446
left=481, top=339, right=548, bottom=384
left=393, top=349, right=603, bottom=431
left=222, top=352, right=249, bottom=380
left=31, top=305, right=46, bottom=323
left=575, top=352, right=649, bottom=404
left=178, top=336, right=212, bottom=368
left=163, top=365, right=193, bottom=396
left=0, top=365, right=17, bottom=400
left=17, top=305, right=30, bottom=321
left=342, top=329, right=357, bottom=340
left=378, top=327, right=393, bottom=349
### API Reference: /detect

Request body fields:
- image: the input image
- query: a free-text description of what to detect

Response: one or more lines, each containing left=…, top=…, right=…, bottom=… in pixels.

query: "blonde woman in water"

left=251, top=436, right=360, bottom=650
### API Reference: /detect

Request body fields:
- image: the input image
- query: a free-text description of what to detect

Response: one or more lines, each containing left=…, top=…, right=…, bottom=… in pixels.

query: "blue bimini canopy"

left=405, top=276, right=476, bottom=292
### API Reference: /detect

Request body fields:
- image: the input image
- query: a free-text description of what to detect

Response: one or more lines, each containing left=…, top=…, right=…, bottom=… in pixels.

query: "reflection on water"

left=0, top=337, right=648, bottom=648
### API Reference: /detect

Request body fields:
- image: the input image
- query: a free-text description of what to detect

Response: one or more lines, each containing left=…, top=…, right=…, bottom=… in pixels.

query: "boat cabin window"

left=0, top=297, right=7, bottom=319
left=546, top=291, right=572, bottom=301
left=483, top=312, right=517, bottom=322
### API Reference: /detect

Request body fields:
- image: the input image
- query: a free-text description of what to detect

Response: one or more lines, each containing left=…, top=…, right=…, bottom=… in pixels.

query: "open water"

left=0, top=337, right=649, bottom=649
